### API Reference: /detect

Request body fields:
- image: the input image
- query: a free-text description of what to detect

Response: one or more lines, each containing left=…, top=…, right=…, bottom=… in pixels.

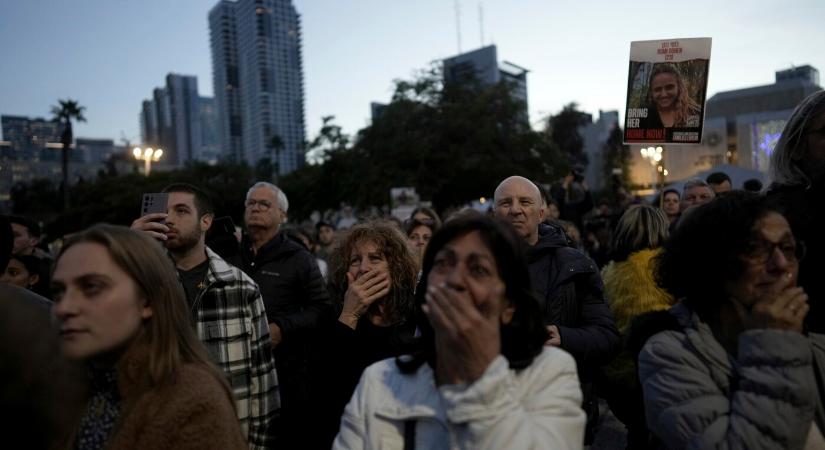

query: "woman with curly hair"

left=334, top=213, right=584, bottom=449
left=313, top=220, right=419, bottom=448
left=638, top=192, right=822, bottom=449
left=640, top=63, right=701, bottom=129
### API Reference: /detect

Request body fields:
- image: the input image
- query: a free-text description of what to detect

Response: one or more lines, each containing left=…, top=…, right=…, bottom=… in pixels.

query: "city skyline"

left=1, top=0, right=824, bottom=148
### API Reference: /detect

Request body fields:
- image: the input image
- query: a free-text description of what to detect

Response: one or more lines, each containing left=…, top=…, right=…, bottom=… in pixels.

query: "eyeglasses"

left=742, top=239, right=806, bottom=265
left=245, top=199, right=273, bottom=211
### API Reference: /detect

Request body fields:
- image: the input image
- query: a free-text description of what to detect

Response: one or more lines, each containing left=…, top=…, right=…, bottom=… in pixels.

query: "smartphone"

left=141, top=193, right=169, bottom=218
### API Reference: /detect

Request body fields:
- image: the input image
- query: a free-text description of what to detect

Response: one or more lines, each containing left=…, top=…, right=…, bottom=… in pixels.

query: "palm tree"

left=51, top=99, right=86, bottom=210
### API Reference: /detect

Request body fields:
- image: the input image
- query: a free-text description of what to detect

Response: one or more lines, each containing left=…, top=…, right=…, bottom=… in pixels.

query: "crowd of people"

left=1, top=89, right=824, bottom=449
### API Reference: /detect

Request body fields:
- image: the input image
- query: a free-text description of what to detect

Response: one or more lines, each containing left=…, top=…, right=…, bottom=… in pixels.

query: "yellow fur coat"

left=601, top=248, right=674, bottom=333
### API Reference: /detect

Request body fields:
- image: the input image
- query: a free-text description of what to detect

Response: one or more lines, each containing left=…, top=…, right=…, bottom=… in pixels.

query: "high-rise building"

left=1, top=115, right=117, bottom=206
left=199, top=96, right=221, bottom=163
left=139, top=74, right=204, bottom=166
left=209, top=0, right=244, bottom=163
left=443, top=45, right=529, bottom=120
left=1, top=115, right=62, bottom=160
left=75, top=138, right=117, bottom=164
left=209, top=0, right=307, bottom=174
left=166, top=74, right=202, bottom=165
left=581, top=110, right=621, bottom=192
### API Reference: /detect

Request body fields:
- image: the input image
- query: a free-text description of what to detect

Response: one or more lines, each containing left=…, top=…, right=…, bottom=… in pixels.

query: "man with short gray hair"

left=682, top=178, right=715, bottom=209
left=231, top=181, right=330, bottom=447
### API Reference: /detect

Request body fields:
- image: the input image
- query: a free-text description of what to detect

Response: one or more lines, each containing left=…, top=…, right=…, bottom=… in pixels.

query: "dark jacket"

left=767, top=180, right=825, bottom=334
left=231, top=231, right=331, bottom=447
left=234, top=232, right=330, bottom=338
left=527, top=223, right=619, bottom=368
left=312, top=315, right=416, bottom=449
left=526, top=223, right=620, bottom=444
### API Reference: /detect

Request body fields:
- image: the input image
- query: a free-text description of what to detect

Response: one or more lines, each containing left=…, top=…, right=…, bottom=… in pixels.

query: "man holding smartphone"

left=131, top=183, right=278, bottom=450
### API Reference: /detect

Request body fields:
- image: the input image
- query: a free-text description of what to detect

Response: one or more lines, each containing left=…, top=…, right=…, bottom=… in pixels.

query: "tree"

left=600, top=122, right=632, bottom=202
left=279, top=65, right=567, bottom=220
left=546, top=102, right=590, bottom=168
left=51, top=99, right=86, bottom=210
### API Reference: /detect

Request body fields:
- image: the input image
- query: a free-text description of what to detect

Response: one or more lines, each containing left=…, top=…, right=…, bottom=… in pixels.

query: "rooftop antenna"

left=478, top=2, right=485, bottom=47
left=454, top=0, right=462, bottom=53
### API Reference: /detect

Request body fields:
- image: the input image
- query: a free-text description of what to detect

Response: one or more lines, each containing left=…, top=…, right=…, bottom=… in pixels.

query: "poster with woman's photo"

left=624, top=37, right=711, bottom=144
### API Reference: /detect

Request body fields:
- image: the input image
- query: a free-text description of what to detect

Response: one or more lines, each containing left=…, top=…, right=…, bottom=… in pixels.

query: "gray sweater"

left=639, top=302, right=825, bottom=450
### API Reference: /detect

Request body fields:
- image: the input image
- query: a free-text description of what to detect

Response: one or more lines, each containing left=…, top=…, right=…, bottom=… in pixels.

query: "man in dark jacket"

left=494, top=175, right=620, bottom=444
left=233, top=181, right=331, bottom=447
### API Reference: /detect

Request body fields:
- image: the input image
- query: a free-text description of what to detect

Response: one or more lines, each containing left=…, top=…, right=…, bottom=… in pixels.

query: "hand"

left=131, top=213, right=169, bottom=241
left=730, top=272, right=808, bottom=333
left=563, top=174, right=574, bottom=188
left=545, top=325, right=562, bottom=346
left=422, top=282, right=503, bottom=385
left=269, top=323, right=282, bottom=347
left=338, top=270, right=390, bottom=329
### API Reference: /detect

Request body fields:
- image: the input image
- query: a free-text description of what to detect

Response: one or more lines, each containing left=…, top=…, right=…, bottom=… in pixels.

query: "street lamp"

left=133, top=147, right=163, bottom=176
left=640, top=146, right=667, bottom=207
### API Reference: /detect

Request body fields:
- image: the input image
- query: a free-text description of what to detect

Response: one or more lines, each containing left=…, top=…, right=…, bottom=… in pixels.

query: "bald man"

left=494, top=175, right=619, bottom=444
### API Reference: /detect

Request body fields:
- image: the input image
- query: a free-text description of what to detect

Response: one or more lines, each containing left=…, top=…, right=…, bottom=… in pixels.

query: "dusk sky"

left=1, top=0, right=823, bottom=144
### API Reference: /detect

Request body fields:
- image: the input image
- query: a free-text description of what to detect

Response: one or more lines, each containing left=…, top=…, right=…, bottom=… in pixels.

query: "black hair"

left=404, top=217, right=438, bottom=237
left=706, top=171, right=732, bottom=186
left=743, top=178, right=764, bottom=192
left=662, top=188, right=680, bottom=200
left=396, top=212, right=548, bottom=374
left=656, top=191, right=780, bottom=318
left=161, top=183, right=215, bottom=218
left=8, top=215, right=40, bottom=238
left=8, top=254, right=41, bottom=277
left=315, top=220, right=335, bottom=232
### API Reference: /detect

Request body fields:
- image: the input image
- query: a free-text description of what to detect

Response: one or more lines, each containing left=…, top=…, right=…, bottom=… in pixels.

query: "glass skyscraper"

left=209, top=0, right=306, bottom=174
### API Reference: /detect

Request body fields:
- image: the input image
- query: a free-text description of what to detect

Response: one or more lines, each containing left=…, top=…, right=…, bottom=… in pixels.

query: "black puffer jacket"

left=234, top=232, right=330, bottom=335
left=527, top=223, right=620, bottom=444
left=527, top=223, right=620, bottom=366
left=231, top=231, right=331, bottom=447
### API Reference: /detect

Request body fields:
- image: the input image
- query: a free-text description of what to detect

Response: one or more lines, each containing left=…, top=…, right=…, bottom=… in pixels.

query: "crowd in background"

left=1, top=89, right=824, bottom=449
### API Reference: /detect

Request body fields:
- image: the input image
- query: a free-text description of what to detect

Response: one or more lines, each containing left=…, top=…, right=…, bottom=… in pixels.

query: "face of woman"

left=724, top=212, right=800, bottom=307
left=427, top=231, right=513, bottom=324
left=651, top=72, right=679, bottom=111
left=52, top=243, right=153, bottom=362
left=408, top=225, right=432, bottom=255
left=663, top=192, right=681, bottom=216
left=348, top=239, right=390, bottom=281
left=1, top=258, right=37, bottom=288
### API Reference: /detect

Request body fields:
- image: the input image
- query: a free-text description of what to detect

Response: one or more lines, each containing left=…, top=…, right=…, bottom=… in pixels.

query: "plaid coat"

left=193, top=247, right=279, bottom=450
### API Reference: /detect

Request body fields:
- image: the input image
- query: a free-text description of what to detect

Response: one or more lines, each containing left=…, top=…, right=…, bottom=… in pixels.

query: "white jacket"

left=333, top=347, right=585, bottom=450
